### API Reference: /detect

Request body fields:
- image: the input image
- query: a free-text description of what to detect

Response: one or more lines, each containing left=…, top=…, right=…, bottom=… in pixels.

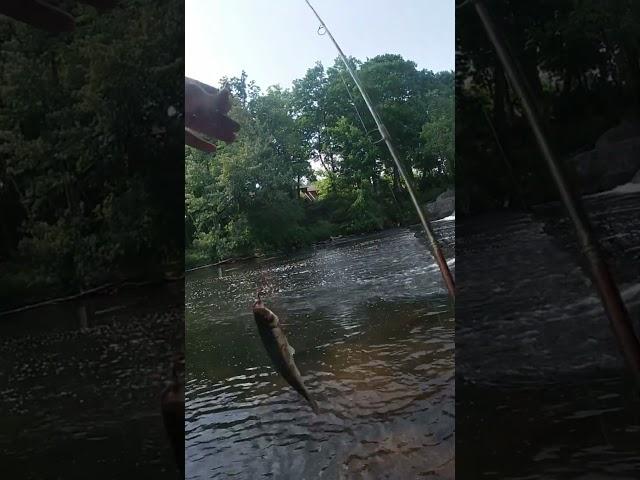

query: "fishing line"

left=330, top=57, right=372, bottom=135
left=257, top=266, right=270, bottom=300
left=336, top=67, right=385, bottom=144
left=317, top=26, right=384, bottom=143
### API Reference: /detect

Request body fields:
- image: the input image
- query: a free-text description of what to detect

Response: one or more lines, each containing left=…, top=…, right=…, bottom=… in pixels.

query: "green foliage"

left=0, top=0, right=184, bottom=306
left=185, top=55, right=453, bottom=266
left=345, top=181, right=386, bottom=233
left=420, top=94, right=454, bottom=179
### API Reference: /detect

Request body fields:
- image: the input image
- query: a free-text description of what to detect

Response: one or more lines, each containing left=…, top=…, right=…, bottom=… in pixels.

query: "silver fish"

left=253, top=299, right=319, bottom=414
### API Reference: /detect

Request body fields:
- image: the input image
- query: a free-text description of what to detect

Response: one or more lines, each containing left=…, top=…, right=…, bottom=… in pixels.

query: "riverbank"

left=0, top=260, right=183, bottom=314
left=185, top=209, right=456, bottom=273
left=185, top=230, right=395, bottom=272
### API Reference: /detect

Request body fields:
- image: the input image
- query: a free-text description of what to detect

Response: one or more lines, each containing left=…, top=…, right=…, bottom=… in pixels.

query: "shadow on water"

left=0, top=282, right=184, bottom=479
left=186, top=224, right=455, bottom=479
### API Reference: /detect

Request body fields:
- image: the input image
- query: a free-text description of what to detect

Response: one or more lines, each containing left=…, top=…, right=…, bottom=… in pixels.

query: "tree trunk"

left=421, top=167, right=430, bottom=190
left=392, top=163, right=400, bottom=193
left=493, top=60, right=507, bottom=134
left=623, top=44, right=640, bottom=114
left=50, top=52, right=59, bottom=87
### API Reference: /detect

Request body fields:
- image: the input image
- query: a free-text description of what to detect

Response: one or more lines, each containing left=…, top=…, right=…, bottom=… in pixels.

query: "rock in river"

left=425, top=189, right=455, bottom=221
left=566, top=119, right=640, bottom=194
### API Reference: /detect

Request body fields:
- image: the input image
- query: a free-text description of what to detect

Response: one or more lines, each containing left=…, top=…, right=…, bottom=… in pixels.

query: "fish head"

left=253, top=300, right=279, bottom=328
left=171, top=352, right=185, bottom=382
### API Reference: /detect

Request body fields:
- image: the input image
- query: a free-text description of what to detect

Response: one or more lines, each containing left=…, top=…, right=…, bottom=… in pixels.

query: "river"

left=185, top=220, right=455, bottom=479
left=456, top=185, right=640, bottom=478
left=0, top=282, right=184, bottom=479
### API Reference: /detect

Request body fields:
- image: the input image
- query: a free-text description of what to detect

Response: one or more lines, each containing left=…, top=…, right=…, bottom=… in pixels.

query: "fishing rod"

left=468, top=0, right=640, bottom=376
left=304, top=0, right=456, bottom=299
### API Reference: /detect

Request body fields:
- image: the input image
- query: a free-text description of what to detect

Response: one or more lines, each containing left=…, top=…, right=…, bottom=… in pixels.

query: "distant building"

left=299, top=185, right=318, bottom=201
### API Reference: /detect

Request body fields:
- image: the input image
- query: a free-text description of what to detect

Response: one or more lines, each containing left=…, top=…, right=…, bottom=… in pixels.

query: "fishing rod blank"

left=304, top=0, right=456, bottom=298
left=471, top=0, right=640, bottom=376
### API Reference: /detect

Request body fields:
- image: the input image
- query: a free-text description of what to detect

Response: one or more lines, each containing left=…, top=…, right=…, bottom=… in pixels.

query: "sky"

left=185, top=0, right=454, bottom=91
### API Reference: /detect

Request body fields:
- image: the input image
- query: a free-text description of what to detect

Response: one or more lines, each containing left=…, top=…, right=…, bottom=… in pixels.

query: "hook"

left=317, top=25, right=326, bottom=36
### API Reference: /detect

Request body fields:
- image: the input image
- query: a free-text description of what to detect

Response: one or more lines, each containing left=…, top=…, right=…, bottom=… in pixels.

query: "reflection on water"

left=186, top=224, right=455, bottom=479
left=0, top=283, right=184, bottom=479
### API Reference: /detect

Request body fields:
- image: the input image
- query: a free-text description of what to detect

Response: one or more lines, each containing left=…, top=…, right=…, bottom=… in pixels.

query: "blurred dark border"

left=0, top=1, right=185, bottom=478
left=455, top=0, right=640, bottom=477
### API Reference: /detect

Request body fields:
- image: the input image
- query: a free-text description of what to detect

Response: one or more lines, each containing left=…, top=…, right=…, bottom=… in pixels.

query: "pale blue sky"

left=185, top=0, right=454, bottom=91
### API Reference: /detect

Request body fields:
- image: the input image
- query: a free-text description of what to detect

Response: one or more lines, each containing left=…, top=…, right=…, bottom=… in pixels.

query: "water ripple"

left=186, top=225, right=455, bottom=479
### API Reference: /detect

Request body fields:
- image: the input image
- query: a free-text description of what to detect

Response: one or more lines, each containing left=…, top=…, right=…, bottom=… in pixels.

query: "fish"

left=160, top=352, right=185, bottom=474
left=253, top=299, right=319, bottom=414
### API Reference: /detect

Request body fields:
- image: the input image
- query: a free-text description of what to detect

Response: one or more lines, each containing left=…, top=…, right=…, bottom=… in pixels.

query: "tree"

left=1, top=0, right=184, bottom=305
left=185, top=57, right=454, bottom=267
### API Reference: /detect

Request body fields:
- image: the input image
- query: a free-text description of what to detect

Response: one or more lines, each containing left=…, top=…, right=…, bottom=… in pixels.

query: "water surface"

left=0, top=283, right=183, bottom=479
left=456, top=188, right=640, bottom=478
left=186, top=223, right=455, bottom=479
